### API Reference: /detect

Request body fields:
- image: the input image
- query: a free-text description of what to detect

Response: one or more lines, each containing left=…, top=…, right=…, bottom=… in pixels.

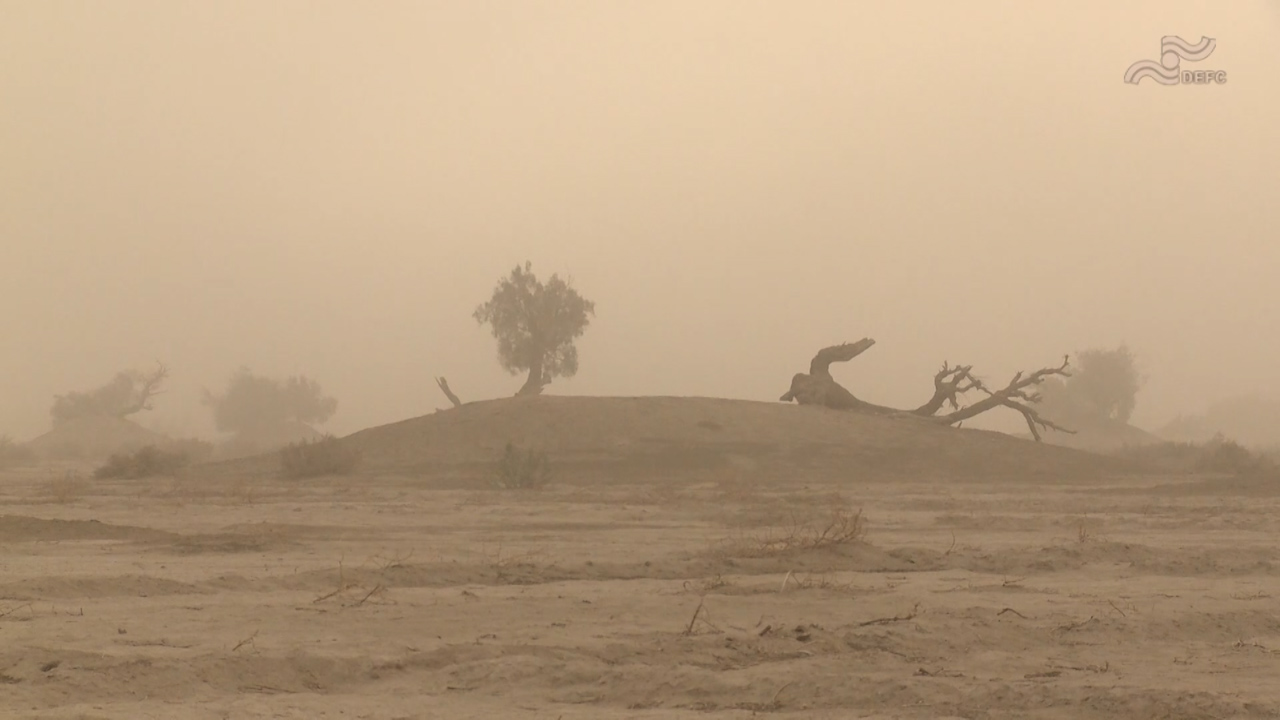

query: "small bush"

left=43, top=470, right=90, bottom=503
left=1195, top=435, right=1275, bottom=475
left=493, top=442, right=551, bottom=489
left=164, top=437, right=215, bottom=464
left=1115, top=434, right=1276, bottom=477
left=0, top=435, right=36, bottom=469
left=279, top=434, right=361, bottom=478
left=95, top=444, right=192, bottom=479
left=725, top=504, right=867, bottom=558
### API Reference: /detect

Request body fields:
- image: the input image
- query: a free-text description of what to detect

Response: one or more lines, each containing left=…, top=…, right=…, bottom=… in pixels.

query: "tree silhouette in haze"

left=203, top=368, right=337, bottom=450
left=1038, top=345, right=1143, bottom=428
left=51, top=363, right=169, bottom=426
left=473, top=262, right=595, bottom=396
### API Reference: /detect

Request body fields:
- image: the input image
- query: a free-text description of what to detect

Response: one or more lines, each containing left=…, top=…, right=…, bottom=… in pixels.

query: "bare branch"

left=931, top=356, right=1075, bottom=440
left=434, top=377, right=462, bottom=408
left=914, top=362, right=981, bottom=416
left=116, top=362, right=169, bottom=417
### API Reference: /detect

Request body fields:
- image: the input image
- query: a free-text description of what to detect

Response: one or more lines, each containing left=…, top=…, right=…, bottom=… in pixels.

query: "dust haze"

left=2, top=2, right=1277, bottom=440
left=7, top=5, right=1280, bottom=719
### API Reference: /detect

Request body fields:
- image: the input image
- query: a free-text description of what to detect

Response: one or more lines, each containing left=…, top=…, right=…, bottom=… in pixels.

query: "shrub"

left=1195, top=435, right=1275, bottom=475
left=493, top=442, right=551, bottom=489
left=722, top=503, right=867, bottom=559
left=1114, top=434, right=1276, bottom=477
left=163, top=437, right=215, bottom=464
left=94, top=444, right=192, bottom=479
left=0, top=435, right=36, bottom=469
left=44, top=470, right=90, bottom=504
left=279, top=434, right=361, bottom=478
left=1262, top=445, right=1280, bottom=464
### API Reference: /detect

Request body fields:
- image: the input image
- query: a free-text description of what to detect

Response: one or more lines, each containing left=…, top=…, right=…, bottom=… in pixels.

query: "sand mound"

left=25, top=415, right=170, bottom=461
left=0, top=515, right=172, bottom=543
left=203, top=396, right=1138, bottom=484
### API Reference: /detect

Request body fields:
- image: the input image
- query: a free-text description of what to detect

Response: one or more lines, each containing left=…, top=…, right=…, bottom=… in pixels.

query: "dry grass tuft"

left=95, top=445, right=192, bottom=479
left=1115, top=435, right=1277, bottom=477
left=0, top=435, right=36, bottom=470
left=493, top=443, right=551, bottom=489
left=42, top=470, right=90, bottom=504
left=280, top=435, right=362, bottom=479
left=718, top=498, right=867, bottom=558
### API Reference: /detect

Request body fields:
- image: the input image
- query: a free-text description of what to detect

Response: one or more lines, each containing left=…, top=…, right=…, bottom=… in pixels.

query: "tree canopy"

left=473, top=261, right=595, bottom=395
left=50, top=363, right=169, bottom=426
left=203, top=367, right=337, bottom=435
left=1038, top=345, right=1143, bottom=427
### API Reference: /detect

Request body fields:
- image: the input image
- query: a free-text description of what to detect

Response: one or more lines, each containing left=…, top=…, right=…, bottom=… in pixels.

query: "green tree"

left=473, top=262, right=595, bottom=396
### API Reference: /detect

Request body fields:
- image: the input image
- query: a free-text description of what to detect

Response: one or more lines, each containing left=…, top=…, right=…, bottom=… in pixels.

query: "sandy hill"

left=201, top=396, right=1139, bottom=484
left=26, top=415, right=171, bottom=461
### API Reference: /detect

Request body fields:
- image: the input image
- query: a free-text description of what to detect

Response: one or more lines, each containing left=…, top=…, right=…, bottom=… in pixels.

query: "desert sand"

left=3, top=397, right=1279, bottom=719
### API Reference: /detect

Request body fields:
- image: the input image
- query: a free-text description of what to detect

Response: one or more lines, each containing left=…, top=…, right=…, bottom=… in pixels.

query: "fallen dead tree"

left=779, top=338, right=1075, bottom=441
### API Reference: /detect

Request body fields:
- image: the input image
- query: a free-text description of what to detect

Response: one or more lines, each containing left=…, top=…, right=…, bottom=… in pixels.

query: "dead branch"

left=914, top=362, right=980, bottom=416
left=117, top=362, right=169, bottom=417
left=1053, top=615, right=1097, bottom=633
left=857, top=603, right=921, bottom=627
left=354, top=584, right=386, bottom=607
left=0, top=603, right=32, bottom=619
left=932, top=355, right=1075, bottom=441
left=435, top=376, right=462, bottom=408
left=232, top=630, right=259, bottom=652
left=1106, top=600, right=1127, bottom=618
left=681, top=596, right=721, bottom=635
left=683, top=597, right=706, bottom=635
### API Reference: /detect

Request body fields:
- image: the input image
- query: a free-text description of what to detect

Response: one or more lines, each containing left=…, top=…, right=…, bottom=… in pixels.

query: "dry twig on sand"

left=857, top=603, right=921, bottom=627
left=0, top=603, right=33, bottom=620
left=1054, top=615, right=1097, bottom=633
left=232, top=630, right=259, bottom=652
left=725, top=503, right=866, bottom=558
left=682, top=596, right=722, bottom=635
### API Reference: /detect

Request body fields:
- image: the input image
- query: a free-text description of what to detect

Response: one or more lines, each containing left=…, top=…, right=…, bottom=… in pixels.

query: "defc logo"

left=1124, top=36, right=1226, bottom=85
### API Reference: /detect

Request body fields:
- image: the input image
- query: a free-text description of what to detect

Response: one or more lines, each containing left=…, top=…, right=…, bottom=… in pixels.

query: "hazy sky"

left=2, top=1, right=1277, bottom=441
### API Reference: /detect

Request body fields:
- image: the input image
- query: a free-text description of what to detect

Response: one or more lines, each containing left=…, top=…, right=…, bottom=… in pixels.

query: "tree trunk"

left=516, top=358, right=547, bottom=396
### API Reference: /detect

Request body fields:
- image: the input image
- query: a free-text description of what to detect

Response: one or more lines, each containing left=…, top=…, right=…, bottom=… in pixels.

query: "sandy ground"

left=3, top=466, right=1280, bottom=719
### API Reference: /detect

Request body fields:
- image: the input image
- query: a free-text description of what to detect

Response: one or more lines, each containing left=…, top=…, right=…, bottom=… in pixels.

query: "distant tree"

left=1039, top=345, right=1143, bottom=426
left=203, top=368, right=337, bottom=436
left=51, top=363, right=169, bottom=426
left=473, top=261, right=596, bottom=396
